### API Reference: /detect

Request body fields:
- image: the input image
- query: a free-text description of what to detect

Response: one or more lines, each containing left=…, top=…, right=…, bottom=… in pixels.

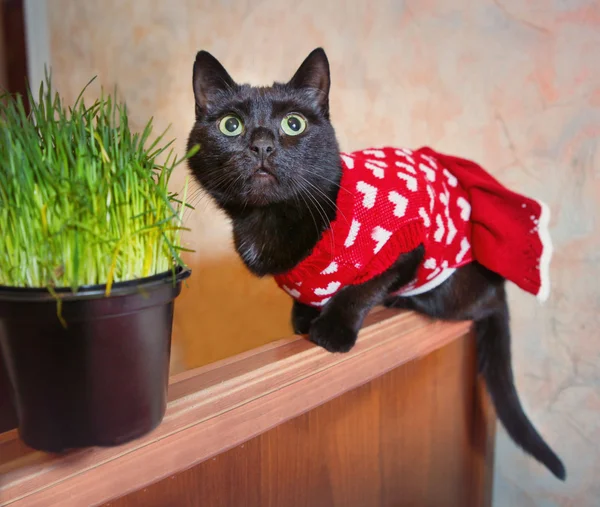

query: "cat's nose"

left=249, top=138, right=274, bottom=159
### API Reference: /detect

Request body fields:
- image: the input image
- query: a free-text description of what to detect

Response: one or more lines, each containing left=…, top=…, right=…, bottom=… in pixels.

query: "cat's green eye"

left=281, top=114, right=307, bottom=136
left=219, top=115, right=244, bottom=136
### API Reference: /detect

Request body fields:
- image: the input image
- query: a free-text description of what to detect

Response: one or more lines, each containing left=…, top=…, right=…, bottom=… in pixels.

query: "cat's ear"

left=193, top=51, right=235, bottom=117
left=288, top=48, right=330, bottom=115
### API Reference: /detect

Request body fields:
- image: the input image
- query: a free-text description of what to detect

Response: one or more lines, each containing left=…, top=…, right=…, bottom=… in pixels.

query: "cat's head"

left=187, top=48, right=341, bottom=210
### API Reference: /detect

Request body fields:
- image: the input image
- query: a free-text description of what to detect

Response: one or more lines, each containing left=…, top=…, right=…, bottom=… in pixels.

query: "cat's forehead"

left=218, top=83, right=319, bottom=117
left=236, top=83, right=293, bottom=102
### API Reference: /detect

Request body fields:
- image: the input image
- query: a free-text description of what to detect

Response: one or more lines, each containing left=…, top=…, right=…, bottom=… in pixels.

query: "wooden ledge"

left=0, top=309, right=470, bottom=507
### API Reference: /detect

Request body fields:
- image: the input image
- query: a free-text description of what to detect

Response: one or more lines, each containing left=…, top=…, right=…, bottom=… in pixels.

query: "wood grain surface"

left=0, top=310, right=482, bottom=506
left=110, top=333, right=496, bottom=507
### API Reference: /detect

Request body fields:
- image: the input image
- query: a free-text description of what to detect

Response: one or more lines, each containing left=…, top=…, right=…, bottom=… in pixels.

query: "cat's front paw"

left=309, top=316, right=357, bottom=353
left=292, top=301, right=321, bottom=335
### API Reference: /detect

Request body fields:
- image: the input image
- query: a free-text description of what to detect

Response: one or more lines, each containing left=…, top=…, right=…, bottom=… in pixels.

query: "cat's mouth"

left=253, top=164, right=277, bottom=181
left=241, top=163, right=281, bottom=206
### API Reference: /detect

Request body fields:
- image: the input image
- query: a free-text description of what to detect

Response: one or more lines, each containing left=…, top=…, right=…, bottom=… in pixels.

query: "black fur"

left=188, top=49, right=340, bottom=275
left=187, top=48, right=566, bottom=480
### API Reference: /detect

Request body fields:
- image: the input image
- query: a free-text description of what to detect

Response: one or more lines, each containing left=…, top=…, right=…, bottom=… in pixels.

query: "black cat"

left=187, top=48, right=566, bottom=480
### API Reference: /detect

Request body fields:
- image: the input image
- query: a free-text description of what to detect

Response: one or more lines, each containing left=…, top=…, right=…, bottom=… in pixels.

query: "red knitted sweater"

left=274, top=147, right=552, bottom=308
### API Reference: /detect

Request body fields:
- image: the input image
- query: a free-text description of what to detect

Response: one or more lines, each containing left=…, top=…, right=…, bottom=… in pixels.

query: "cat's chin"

left=240, top=175, right=287, bottom=207
left=242, top=190, right=283, bottom=207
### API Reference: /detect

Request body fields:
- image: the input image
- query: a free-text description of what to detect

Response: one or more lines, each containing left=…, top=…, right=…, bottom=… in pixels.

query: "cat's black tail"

left=476, top=302, right=566, bottom=480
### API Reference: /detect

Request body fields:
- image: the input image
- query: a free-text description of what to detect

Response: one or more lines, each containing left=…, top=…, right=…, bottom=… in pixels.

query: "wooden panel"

left=0, top=1, right=7, bottom=88
left=0, top=311, right=473, bottom=506
left=109, top=333, right=495, bottom=507
left=1, top=0, right=28, bottom=106
left=171, top=255, right=293, bottom=371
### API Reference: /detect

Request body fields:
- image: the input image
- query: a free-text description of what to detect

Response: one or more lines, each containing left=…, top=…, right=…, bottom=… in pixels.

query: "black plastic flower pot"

left=0, top=267, right=190, bottom=453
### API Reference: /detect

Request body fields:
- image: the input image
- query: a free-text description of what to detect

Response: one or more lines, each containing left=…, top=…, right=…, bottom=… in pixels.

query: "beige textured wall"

left=47, top=0, right=599, bottom=504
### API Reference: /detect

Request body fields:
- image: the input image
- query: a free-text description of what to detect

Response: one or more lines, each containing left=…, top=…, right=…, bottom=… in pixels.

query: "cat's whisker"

left=220, top=171, right=247, bottom=205
left=293, top=184, right=321, bottom=247
left=181, top=188, right=202, bottom=221
left=296, top=173, right=349, bottom=227
left=296, top=181, right=335, bottom=257
left=187, top=191, right=210, bottom=210
left=183, top=166, right=239, bottom=221
left=300, top=167, right=353, bottom=197
left=295, top=174, right=337, bottom=240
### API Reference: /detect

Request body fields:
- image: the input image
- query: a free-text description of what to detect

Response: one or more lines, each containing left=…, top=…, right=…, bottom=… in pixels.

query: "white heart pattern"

left=312, top=297, right=331, bottom=307
left=283, top=285, right=301, bottom=298
left=456, top=237, right=470, bottom=263
left=421, top=154, right=438, bottom=168
left=344, top=219, right=361, bottom=247
left=418, top=207, right=430, bottom=227
left=363, top=149, right=386, bottom=158
left=446, top=217, right=457, bottom=245
left=434, top=214, right=445, bottom=242
left=371, top=226, right=392, bottom=254
left=321, top=261, right=338, bottom=275
left=396, top=172, right=418, bottom=191
left=395, top=161, right=416, bottom=174
left=442, top=186, right=450, bottom=209
left=443, top=169, right=458, bottom=187
left=457, top=197, right=471, bottom=221
left=394, top=149, right=415, bottom=164
left=314, top=281, right=341, bottom=296
left=341, top=154, right=355, bottom=169
left=424, top=258, right=437, bottom=269
left=418, top=163, right=436, bottom=182
left=365, top=161, right=386, bottom=179
left=388, top=191, right=408, bottom=218
left=427, top=185, right=435, bottom=212
left=356, top=181, right=378, bottom=209
left=439, top=191, right=448, bottom=206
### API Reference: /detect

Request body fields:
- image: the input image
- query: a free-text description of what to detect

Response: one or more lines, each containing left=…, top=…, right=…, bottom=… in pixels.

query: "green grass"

left=0, top=76, right=196, bottom=293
